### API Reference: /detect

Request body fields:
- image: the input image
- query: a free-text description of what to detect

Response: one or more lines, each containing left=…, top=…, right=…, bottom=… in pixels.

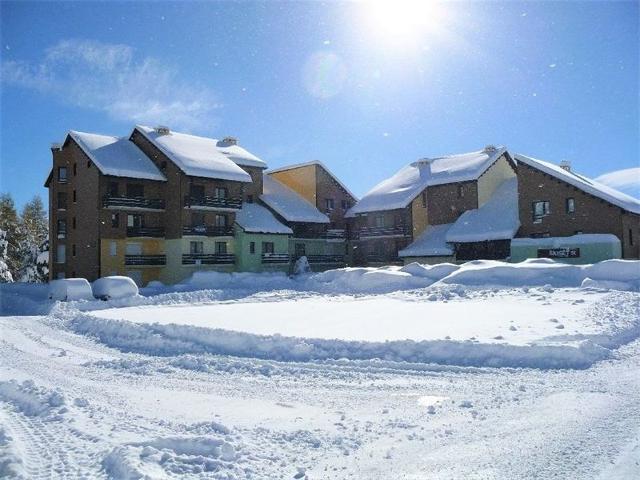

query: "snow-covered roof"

left=68, top=131, right=166, bottom=181
left=515, top=154, right=640, bottom=215
left=135, top=126, right=252, bottom=182
left=235, top=202, right=293, bottom=234
left=260, top=175, right=329, bottom=224
left=216, top=139, right=267, bottom=169
left=446, top=178, right=520, bottom=243
left=267, top=160, right=358, bottom=200
left=346, top=147, right=507, bottom=217
left=398, top=224, right=454, bottom=257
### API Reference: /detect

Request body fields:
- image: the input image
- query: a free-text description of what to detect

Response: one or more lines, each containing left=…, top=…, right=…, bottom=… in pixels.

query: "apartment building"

left=46, top=126, right=352, bottom=284
left=346, top=146, right=518, bottom=265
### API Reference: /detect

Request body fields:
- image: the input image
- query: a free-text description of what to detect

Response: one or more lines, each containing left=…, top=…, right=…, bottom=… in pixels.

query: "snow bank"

left=92, top=276, right=139, bottom=300
left=0, top=380, right=65, bottom=417
left=48, top=278, right=94, bottom=302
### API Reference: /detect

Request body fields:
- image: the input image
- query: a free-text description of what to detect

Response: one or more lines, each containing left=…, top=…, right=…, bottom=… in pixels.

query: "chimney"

left=411, top=158, right=435, bottom=175
left=483, top=145, right=498, bottom=153
left=50, top=142, right=62, bottom=151
left=559, top=160, right=571, bottom=172
left=221, top=136, right=238, bottom=146
left=155, top=125, right=170, bottom=135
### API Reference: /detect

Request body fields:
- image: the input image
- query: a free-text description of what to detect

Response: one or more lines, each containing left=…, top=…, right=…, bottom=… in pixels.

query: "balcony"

left=124, top=254, right=166, bottom=266
left=294, top=229, right=346, bottom=240
left=356, top=225, right=409, bottom=239
left=182, top=225, right=234, bottom=237
left=182, top=254, right=235, bottom=265
left=184, top=195, right=242, bottom=211
left=126, top=226, right=165, bottom=237
left=261, top=253, right=290, bottom=264
left=103, top=195, right=165, bottom=211
left=365, top=254, right=401, bottom=264
left=302, top=254, right=345, bottom=264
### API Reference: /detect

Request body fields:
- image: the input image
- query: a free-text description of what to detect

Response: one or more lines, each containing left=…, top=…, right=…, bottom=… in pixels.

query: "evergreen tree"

left=0, top=228, right=13, bottom=283
left=0, top=193, right=20, bottom=278
left=17, top=196, right=49, bottom=282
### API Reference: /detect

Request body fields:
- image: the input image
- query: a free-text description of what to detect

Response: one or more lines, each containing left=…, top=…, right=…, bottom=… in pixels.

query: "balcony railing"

left=126, top=226, right=165, bottom=237
left=184, top=195, right=242, bottom=210
left=124, top=254, right=166, bottom=266
left=301, top=254, right=345, bottom=264
left=103, top=195, right=165, bottom=210
left=365, top=254, right=401, bottom=264
left=261, top=253, right=290, bottom=264
left=294, top=229, right=346, bottom=240
left=182, top=225, right=234, bottom=237
left=356, top=225, right=409, bottom=239
left=182, top=254, right=235, bottom=265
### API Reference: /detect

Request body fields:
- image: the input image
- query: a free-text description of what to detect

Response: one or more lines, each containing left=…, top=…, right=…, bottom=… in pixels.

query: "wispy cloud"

left=1, top=39, right=220, bottom=132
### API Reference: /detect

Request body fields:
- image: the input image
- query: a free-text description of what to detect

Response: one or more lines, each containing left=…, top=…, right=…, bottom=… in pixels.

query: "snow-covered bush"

left=293, top=256, right=311, bottom=275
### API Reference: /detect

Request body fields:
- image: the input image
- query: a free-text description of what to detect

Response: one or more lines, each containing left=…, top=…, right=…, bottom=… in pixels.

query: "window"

left=341, top=199, right=350, bottom=211
left=73, top=163, right=77, bottom=176
left=190, top=185, right=205, bottom=201
left=57, top=192, right=67, bottom=210
left=214, top=187, right=228, bottom=199
left=630, top=228, right=634, bottom=247
left=109, top=182, right=119, bottom=197
left=72, top=244, right=76, bottom=257
left=421, top=191, right=427, bottom=208
left=111, top=213, right=119, bottom=228
left=247, top=194, right=254, bottom=204
left=249, top=241, right=255, bottom=254
left=191, top=212, right=205, bottom=227
left=295, top=243, right=306, bottom=258
left=215, top=241, right=227, bottom=254
left=125, top=243, right=142, bottom=255
left=325, top=198, right=335, bottom=211
left=87, top=161, right=92, bottom=168
left=58, top=167, right=67, bottom=182
left=532, top=201, right=550, bottom=223
left=126, top=183, right=144, bottom=198
left=375, top=215, right=385, bottom=228
left=566, top=198, right=575, bottom=214
left=72, top=217, right=76, bottom=229
left=56, top=272, right=65, bottom=279
left=73, top=190, right=77, bottom=203
left=575, top=230, right=583, bottom=235
left=57, top=219, right=67, bottom=238
left=215, top=214, right=227, bottom=227
left=190, top=241, right=203, bottom=254
left=262, top=241, right=274, bottom=254
left=127, top=214, right=143, bottom=228
left=109, top=241, right=117, bottom=256
left=56, top=244, right=66, bottom=263
left=457, top=185, right=464, bottom=198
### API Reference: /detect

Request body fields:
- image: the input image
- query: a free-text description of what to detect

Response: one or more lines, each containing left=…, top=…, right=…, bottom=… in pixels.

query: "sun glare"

left=365, top=0, right=449, bottom=44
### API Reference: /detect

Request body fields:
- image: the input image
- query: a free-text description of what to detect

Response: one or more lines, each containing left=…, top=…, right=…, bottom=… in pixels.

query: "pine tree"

left=0, top=193, right=20, bottom=278
left=0, top=228, right=13, bottom=283
left=36, top=236, right=50, bottom=282
left=17, top=196, right=49, bottom=282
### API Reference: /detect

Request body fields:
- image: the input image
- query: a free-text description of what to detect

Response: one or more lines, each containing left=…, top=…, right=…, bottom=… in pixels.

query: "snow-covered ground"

left=1, top=261, right=639, bottom=478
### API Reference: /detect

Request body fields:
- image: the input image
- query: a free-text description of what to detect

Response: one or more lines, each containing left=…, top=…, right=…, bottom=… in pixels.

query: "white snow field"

left=1, top=260, right=640, bottom=479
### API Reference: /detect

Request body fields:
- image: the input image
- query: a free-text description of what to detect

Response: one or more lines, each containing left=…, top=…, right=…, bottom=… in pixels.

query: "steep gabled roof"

left=66, top=131, right=166, bottom=181
left=235, top=202, right=293, bottom=234
left=346, top=147, right=508, bottom=217
left=515, top=154, right=640, bottom=215
left=446, top=177, right=520, bottom=242
left=260, top=174, right=329, bottom=224
left=135, top=125, right=252, bottom=182
left=267, top=160, right=357, bottom=200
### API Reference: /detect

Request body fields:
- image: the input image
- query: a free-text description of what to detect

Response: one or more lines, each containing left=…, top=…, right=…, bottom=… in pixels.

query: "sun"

left=365, top=0, right=449, bottom=44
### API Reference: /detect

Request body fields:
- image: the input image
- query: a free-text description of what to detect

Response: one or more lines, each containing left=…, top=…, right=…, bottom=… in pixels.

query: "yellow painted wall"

left=411, top=190, right=429, bottom=238
left=477, top=155, right=516, bottom=207
left=269, top=165, right=317, bottom=205
left=160, top=238, right=236, bottom=284
left=101, top=238, right=166, bottom=285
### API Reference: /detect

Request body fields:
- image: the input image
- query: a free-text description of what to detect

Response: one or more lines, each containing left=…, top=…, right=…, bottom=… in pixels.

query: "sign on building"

left=537, top=248, right=580, bottom=259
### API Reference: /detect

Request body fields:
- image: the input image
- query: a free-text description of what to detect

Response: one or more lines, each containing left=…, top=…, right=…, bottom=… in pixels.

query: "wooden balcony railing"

left=365, top=254, right=401, bottom=264
left=103, top=195, right=165, bottom=210
left=126, top=227, right=165, bottom=237
left=261, top=253, right=290, bottom=264
left=124, top=254, right=166, bottom=266
left=301, top=254, right=345, bottom=264
left=294, top=229, right=346, bottom=240
left=182, top=254, right=235, bottom=265
left=356, top=225, right=409, bottom=239
left=184, top=195, right=242, bottom=210
left=182, top=225, right=234, bottom=237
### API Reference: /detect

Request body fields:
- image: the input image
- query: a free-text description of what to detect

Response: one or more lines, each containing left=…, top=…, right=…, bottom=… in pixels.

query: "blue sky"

left=1, top=1, right=638, bottom=209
